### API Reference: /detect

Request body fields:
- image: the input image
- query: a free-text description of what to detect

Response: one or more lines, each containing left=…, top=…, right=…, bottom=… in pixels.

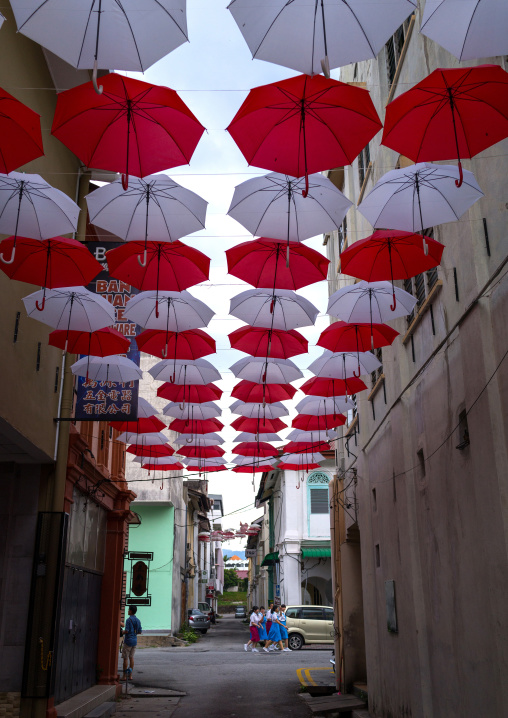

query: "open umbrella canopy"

left=230, top=400, right=289, bottom=419
left=52, top=74, right=205, bottom=186
left=382, top=64, right=508, bottom=186
left=230, top=288, right=319, bottom=330
left=230, top=416, right=287, bottom=433
left=187, top=464, right=227, bottom=473
left=227, top=73, right=382, bottom=194
left=149, top=358, right=221, bottom=385
left=228, top=325, right=308, bottom=359
left=284, top=441, right=330, bottom=454
left=227, top=172, right=351, bottom=242
left=292, top=413, right=346, bottom=430
left=232, top=442, right=279, bottom=458
left=228, top=0, right=416, bottom=76
left=358, top=163, right=484, bottom=232
left=231, top=380, right=297, bottom=404
left=300, top=376, right=367, bottom=397
left=136, top=328, right=216, bottom=360
left=141, top=459, right=184, bottom=471
left=116, top=431, right=169, bottom=445
left=229, top=356, right=303, bottom=384
left=176, top=445, right=225, bottom=459
left=168, top=417, right=224, bottom=434
left=126, top=443, right=175, bottom=458
left=318, top=321, right=399, bottom=354
left=110, top=412, right=165, bottom=433
left=183, top=456, right=227, bottom=466
left=232, top=455, right=275, bottom=469
left=23, top=286, right=115, bottom=332
left=308, top=350, right=382, bottom=379
left=0, top=87, right=43, bottom=173
left=287, top=428, right=338, bottom=442
left=49, top=327, right=130, bottom=356
left=278, top=460, right=322, bottom=471
left=124, top=290, right=214, bottom=331
left=296, top=395, right=354, bottom=415
left=163, top=401, right=221, bottom=420
left=234, top=432, right=282, bottom=443
left=327, top=281, right=417, bottom=322
left=233, top=464, right=273, bottom=474
left=70, top=355, right=143, bottom=383
left=157, top=382, right=222, bottom=403
left=174, top=433, right=224, bottom=446
left=226, top=239, right=329, bottom=290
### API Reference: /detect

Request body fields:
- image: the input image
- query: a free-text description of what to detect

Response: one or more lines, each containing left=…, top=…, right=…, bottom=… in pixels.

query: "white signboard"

left=245, top=549, right=257, bottom=558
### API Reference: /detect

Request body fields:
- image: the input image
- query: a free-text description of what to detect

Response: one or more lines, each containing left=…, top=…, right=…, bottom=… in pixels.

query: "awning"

left=301, top=548, right=331, bottom=558
left=261, top=551, right=279, bottom=566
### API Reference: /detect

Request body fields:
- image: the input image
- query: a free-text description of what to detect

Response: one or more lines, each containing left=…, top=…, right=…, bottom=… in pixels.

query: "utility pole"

left=330, top=473, right=345, bottom=693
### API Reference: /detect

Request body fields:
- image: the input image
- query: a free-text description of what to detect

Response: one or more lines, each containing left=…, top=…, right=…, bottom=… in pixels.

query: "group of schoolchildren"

left=245, top=604, right=292, bottom=653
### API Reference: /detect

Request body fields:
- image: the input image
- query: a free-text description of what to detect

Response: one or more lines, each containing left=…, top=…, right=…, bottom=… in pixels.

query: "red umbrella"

left=168, top=418, right=224, bottom=434
left=226, top=238, right=329, bottom=289
left=228, top=325, right=308, bottom=360
left=157, top=382, right=223, bottom=404
left=278, top=461, right=321, bottom=471
left=227, top=74, right=382, bottom=196
left=137, top=328, right=215, bottom=360
left=233, top=465, right=272, bottom=474
left=318, top=321, right=399, bottom=358
left=382, top=65, right=508, bottom=187
left=0, top=236, right=102, bottom=310
left=110, top=416, right=166, bottom=433
left=126, top=444, right=175, bottom=458
left=188, top=464, right=227, bottom=474
left=106, top=241, right=210, bottom=296
left=292, top=414, right=346, bottom=431
left=231, top=416, right=287, bottom=433
left=177, top=445, right=225, bottom=459
left=232, top=442, right=279, bottom=458
left=0, top=88, right=43, bottom=173
left=142, top=462, right=184, bottom=471
left=232, top=380, right=297, bottom=404
left=48, top=327, right=130, bottom=356
left=52, top=73, right=205, bottom=189
left=284, top=441, right=330, bottom=454
left=300, top=376, right=367, bottom=397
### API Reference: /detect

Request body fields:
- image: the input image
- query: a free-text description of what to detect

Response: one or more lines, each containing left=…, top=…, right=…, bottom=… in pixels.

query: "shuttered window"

left=310, top=488, right=329, bottom=514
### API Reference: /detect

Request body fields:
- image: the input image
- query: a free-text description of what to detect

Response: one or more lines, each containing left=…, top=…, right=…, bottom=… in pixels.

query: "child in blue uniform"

left=257, top=606, right=268, bottom=643
left=279, top=604, right=291, bottom=651
left=263, top=605, right=284, bottom=652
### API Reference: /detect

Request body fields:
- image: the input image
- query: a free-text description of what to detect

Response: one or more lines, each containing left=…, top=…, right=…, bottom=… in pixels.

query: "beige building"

left=325, top=8, right=508, bottom=718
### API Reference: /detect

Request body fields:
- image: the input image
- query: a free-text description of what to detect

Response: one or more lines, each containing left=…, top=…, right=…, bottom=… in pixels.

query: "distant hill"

left=223, top=549, right=246, bottom=560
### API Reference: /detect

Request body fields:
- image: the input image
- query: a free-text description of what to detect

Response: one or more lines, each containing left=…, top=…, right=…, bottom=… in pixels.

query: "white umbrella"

left=279, top=452, right=325, bottom=465
left=181, top=456, right=226, bottom=466
left=138, top=397, right=158, bottom=418
left=287, top=429, right=337, bottom=443
left=116, top=431, right=168, bottom=445
left=230, top=288, right=319, bottom=330
left=86, top=174, right=208, bottom=265
left=232, top=455, right=275, bottom=469
left=358, top=163, right=484, bottom=234
left=308, top=350, right=381, bottom=379
left=23, top=286, right=115, bottom=341
left=149, top=358, right=221, bottom=385
left=124, top=290, right=214, bottom=331
left=230, top=400, right=289, bottom=419
left=327, top=281, right=417, bottom=323
left=234, top=432, right=282, bottom=443
left=173, top=433, right=224, bottom=447
left=229, top=356, right=303, bottom=384
left=0, top=172, right=80, bottom=264
left=228, top=0, right=416, bottom=76
left=163, top=401, right=221, bottom=420
left=227, top=172, right=351, bottom=242
left=11, top=1, right=188, bottom=92
left=295, top=395, right=354, bottom=415
left=70, top=355, right=143, bottom=383
left=141, top=456, right=182, bottom=467
left=420, top=0, right=508, bottom=61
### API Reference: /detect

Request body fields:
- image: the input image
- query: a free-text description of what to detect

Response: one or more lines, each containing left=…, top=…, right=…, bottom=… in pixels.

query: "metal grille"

left=415, top=273, right=426, bottom=307
left=358, top=144, right=370, bottom=188
left=310, top=488, right=329, bottom=514
left=371, top=348, right=383, bottom=386
left=338, top=218, right=347, bottom=255
left=385, top=17, right=412, bottom=84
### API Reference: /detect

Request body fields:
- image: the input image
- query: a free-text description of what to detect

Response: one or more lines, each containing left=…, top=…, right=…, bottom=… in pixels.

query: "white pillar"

left=280, top=539, right=301, bottom=605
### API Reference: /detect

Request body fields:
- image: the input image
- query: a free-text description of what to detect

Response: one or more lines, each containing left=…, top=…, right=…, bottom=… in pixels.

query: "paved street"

left=120, top=615, right=335, bottom=717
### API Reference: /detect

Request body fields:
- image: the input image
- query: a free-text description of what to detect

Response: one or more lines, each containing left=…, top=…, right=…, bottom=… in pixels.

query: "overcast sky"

left=125, top=0, right=342, bottom=545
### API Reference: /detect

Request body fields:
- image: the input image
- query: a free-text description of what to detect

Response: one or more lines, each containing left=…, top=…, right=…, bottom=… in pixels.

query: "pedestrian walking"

left=263, top=605, right=284, bottom=653
left=257, top=606, right=268, bottom=643
left=122, top=605, right=142, bottom=680
left=244, top=605, right=261, bottom=652
left=266, top=603, right=274, bottom=634
left=279, top=605, right=292, bottom=651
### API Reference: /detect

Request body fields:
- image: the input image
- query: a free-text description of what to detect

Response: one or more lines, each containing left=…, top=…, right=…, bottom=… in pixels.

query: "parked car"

left=234, top=606, right=247, bottom=619
left=198, top=602, right=215, bottom=624
left=285, top=605, right=334, bottom=650
left=187, top=608, right=210, bottom=634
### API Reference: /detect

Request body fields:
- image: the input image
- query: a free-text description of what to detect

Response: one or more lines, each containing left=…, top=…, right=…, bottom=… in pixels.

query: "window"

left=310, top=488, right=329, bottom=514
left=286, top=607, right=300, bottom=619
left=456, top=410, right=470, bottom=450
left=385, top=16, right=412, bottom=85
left=358, top=143, right=371, bottom=188
left=375, top=544, right=381, bottom=568
left=372, top=488, right=377, bottom=512
left=324, top=608, right=334, bottom=621
left=338, top=217, right=347, bottom=255
left=417, top=449, right=425, bottom=478
left=301, top=607, right=325, bottom=620
left=371, top=348, right=383, bottom=386
left=404, top=229, right=440, bottom=326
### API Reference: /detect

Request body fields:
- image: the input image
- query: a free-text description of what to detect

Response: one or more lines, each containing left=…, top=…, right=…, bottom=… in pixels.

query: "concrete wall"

left=327, top=6, right=508, bottom=716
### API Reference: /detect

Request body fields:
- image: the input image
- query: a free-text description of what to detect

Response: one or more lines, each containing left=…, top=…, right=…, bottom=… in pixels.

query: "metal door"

left=53, top=566, right=103, bottom=704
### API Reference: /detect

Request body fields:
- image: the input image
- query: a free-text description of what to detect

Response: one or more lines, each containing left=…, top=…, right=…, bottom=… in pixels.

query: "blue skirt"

left=280, top=624, right=288, bottom=639
left=268, top=622, right=281, bottom=642
left=258, top=622, right=268, bottom=640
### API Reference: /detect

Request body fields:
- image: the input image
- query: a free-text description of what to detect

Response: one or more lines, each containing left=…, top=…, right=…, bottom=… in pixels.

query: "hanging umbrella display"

left=109, top=415, right=166, bottom=433
left=381, top=65, right=508, bottom=186
left=227, top=73, right=382, bottom=196
left=141, top=459, right=184, bottom=471
left=136, top=328, right=215, bottom=360
left=358, top=163, right=484, bottom=236
left=232, top=456, right=275, bottom=473
left=187, top=464, right=227, bottom=474
left=0, top=172, right=79, bottom=264
left=308, top=349, right=382, bottom=379
left=228, top=0, right=416, bottom=76
left=318, top=321, right=399, bottom=357
left=234, top=431, right=282, bottom=443
left=327, top=281, right=417, bottom=323
left=89, top=175, right=208, bottom=266
left=226, top=239, right=329, bottom=290
left=292, top=414, right=346, bottom=430
left=230, top=401, right=288, bottom=419
left=230, top=288, right=319, bottom=330
left=157, top=382, right=222, bottom=404
left=52, top=74, right=205, bottom=189
left=278, top=453, right=325, bottom=471
left=296, top=394, right=353, bottom=415
left=229, top=356, right=303, bottom=384
left=0, top=236, right=103, bottom=309
left=169, top=417, right=224, bottom=435
left=287, top=428, right=338, bottom=442
left=149, top=358, right=221, bottom=385
left=177, top=445, right=225, bottom=459
left=163, top=401, right=221, bottom=421
left=174, top=433, right=224, bottom=447
left=230, top=416, right=287, bottom=433
left=70, top=355, right=143, bottom=383
left=420, top=0, right=508, bottom=62
left=0, top=87, right=43, bottom=173
left=124, top=290, right=214, bottom=329
left=116, top=431, right=168, bottom=445
left=48, top=327, right=130, bottom=356
left=126, top=443, right=175, bottom=458
left=232, top=380, right=297, bottom=403
left=232, top=442, right=279, bottom=458
left=229, top=326, right=307, bottom=360
left=284, top=440, right=330, bottom=454
left=300, top=376, right=367, bottom=397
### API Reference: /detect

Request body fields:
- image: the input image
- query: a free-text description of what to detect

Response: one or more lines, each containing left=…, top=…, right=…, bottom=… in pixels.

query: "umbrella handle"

left=35, top=296, right=46, bottom=312
left=161, top=343, right=168, bottom=358
left=92, top=60, right=104, bottom=95
left=286, top=243, right=290, bottom=269
left=270, top=298, right=275, bottom=314
left=0, top=244, right=15, bottom=264
left=155, top=301, right=159, bottom=319
left=170, top=372, right=175, bottom=384
left=186, top=435, right=194, bottom=444
left=302, top=173, right=309, bottom=198
left=137, top=249, right=147, bottom=267
left=455, top=161, right=463, bottom=188
left=353, top=365, right=361, bottom=379
left=390, top=291, right=397, bottom=312
left=121, top=174, right=129, bottom=191
left=320, top=56, right=330, bottom=78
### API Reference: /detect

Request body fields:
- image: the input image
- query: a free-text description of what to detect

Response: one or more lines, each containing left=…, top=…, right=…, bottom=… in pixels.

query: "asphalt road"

left=124, top=614, right=335, bottom=718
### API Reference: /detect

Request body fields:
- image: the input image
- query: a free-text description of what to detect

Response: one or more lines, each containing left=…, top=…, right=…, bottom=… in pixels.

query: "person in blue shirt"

left=122, top=606, right=142, bottom=680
